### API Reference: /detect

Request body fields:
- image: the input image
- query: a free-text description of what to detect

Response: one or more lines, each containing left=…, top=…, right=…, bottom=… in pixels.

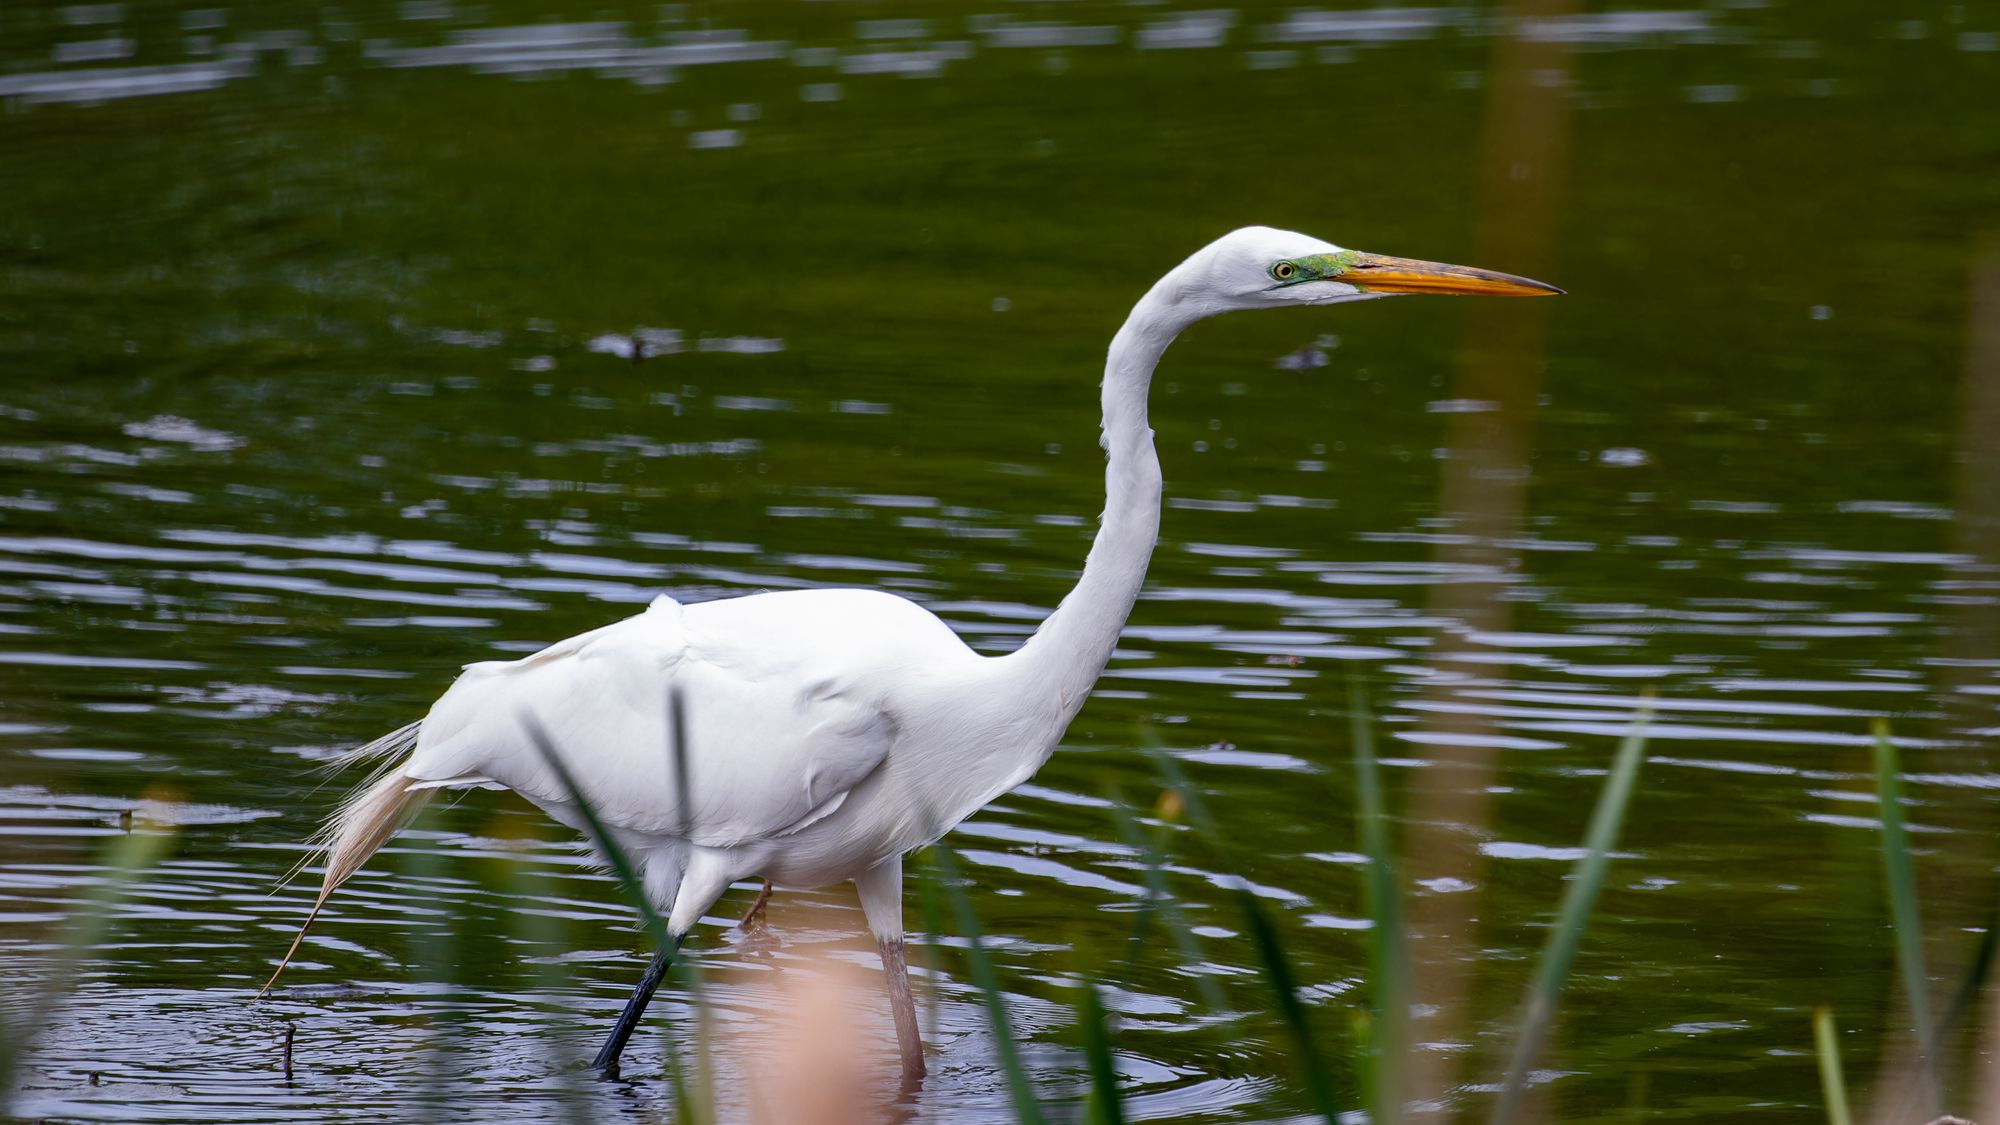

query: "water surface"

left=3, top=1, right=2000, bottom=1121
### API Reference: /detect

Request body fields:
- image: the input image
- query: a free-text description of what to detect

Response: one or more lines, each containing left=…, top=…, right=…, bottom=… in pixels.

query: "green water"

left=3, top=1, right=1999, bottom=1121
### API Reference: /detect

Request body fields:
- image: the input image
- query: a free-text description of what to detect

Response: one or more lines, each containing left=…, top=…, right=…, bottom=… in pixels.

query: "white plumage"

left=408, top=587, right=1060, bottom=915
left=263, top=225, right=1559, bottom=1080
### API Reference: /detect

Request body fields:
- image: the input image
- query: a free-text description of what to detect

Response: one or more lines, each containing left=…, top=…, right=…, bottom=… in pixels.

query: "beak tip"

left=1507, top=275, right=1564, bottom=297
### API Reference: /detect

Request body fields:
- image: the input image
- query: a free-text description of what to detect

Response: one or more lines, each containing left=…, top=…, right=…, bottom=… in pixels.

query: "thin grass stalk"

left=1077, top=975, right=1126, bottom=1125
left=1940, top=894, right=2000, bottom=1043
left=1238, top=887, right=1342, bottom=1123
left=1813, top=1004, right=1854, bottom=1125
left=1105, top=786, right=1225, bottom=1013
left=1350, top=679, right=1407, bottom=1125
left=0, top=814, right=175, bottom=1110
left=663, top=1002, right=699, bottom=1125
left=1490, top=714, right=1650, bottom=1125
left=930, top=841, right=1049, bottom=1125
left=1871, top=720, right=1941, bottom=1117
left=1348, top=1009, right=1376, bottom=1117
left=1151, top=749, right=1342, bottom=1120
left=666, top=687, right=715, bottom=1125
left=520, top=711, right=671, bottom=950
left=408, top=808, right=464, bottom=1124
left=1107, top=800, right=1159, bottom=959
left=518, top=710, right=699, bottom=1118
left=681, top=950, right=716, bottom=1123
left=916, top=858, right=945, bottom=1048
left=490, top=849, right=594, bottom=1125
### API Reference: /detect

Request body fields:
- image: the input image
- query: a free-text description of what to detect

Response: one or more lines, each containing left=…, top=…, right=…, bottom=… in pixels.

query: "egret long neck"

left=1010, top=285, right=1190, bottom=716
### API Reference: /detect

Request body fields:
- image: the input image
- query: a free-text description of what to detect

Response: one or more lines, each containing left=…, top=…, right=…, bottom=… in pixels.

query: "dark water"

left=4, top=1, right=2000, bottom=1121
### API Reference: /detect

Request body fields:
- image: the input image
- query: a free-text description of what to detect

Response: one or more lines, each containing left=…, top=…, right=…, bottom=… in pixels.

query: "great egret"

left=263, top=226, right=1558, bottom=1080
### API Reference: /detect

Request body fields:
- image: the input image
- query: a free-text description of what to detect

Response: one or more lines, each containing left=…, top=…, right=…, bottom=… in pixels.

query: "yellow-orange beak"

left=1339, top=252, right=1562, bottom=297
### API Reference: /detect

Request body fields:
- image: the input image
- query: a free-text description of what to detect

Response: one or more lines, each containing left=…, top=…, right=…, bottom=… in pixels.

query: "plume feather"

left=260, top=721, right=432, bottom=998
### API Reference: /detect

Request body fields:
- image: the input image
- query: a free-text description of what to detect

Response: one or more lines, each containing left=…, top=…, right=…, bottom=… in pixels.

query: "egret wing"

left=405, top=594, right=897, bottom=847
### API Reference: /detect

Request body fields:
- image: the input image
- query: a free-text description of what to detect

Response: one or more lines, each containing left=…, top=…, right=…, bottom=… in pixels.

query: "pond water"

left=3, top=1, right=1999, bottom=1121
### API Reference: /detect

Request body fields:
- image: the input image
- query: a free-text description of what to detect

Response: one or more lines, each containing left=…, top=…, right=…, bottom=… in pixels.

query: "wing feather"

left=403, top=591, right=938, bottom=847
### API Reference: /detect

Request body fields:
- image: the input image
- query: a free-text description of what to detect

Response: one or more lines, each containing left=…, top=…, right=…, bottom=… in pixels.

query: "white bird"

left=262, top=225, right=1558, bottom=1080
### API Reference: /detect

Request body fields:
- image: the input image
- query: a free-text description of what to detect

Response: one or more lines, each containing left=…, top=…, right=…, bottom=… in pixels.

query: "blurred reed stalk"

left=1869, top=722, right=1939, bottom=1121
left=494, top=837, right=594, bottom=1125
left=1404, top=0, right=1575, bottom=1110
left=1075, top=973, right=1125, bottom=1125
left=409, top=804, right=469, bottom=1119
left=1351, top=680, right=1409, bottom=1125
left=1823, top=241, right=2000, bottom=1125
left=1815, top=1005, right=1854, bottom=1125
left=1950, top=241, right=2000, bottom=1125
left=0, top=797, right=176, bottom=1114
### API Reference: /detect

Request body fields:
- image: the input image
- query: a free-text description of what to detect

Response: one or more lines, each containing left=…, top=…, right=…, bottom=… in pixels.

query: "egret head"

left=1168, top=225, right=1561, bottom=316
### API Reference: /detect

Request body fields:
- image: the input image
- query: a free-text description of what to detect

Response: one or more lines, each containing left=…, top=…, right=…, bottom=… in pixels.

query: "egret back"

left=404, top=588, right=979, bottom=848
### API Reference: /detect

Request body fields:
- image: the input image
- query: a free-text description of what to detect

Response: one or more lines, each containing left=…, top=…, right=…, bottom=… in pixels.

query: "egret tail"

left=260, top=722, right=432, bottom=997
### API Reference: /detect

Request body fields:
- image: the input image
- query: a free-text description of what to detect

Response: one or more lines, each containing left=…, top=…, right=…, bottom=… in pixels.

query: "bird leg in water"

left=878, top=938, right=926, bottom=1084
left=738, top=878, right=773, bottom=932
left=591, top=938, right=683, bottom=1078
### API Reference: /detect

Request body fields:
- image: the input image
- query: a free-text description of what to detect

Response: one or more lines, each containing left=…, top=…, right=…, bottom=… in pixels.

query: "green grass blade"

left=1348, top=1009, right=1376, bottom=1118
left=1105, top=785, right=1226, bottom=1013
left=1939, top=894, right=2000, bottom=1044
left=1077, top=976, right=1126, bottom=1125
left=1151, top=740, right=1345, bottom=1118
left=1153, top=744, right=1341, bottom=1119
left=678, top=954, right=715, bottom=1125
left=1350, top=678, right=1407, bottom=1125
left=519, top=710, right=671, bottom=951
left=1237, top=887, right=1342, bottom=1123
left=1490, top=714, right=1649, bottom=1125
left=1871, top=720, right=1940, bottom=1115
left=408, top=806, right=463, bottom=1123
left=1813, top=1004, right=1853, bottom=1125
left=931, top=841, right=1048, bottom=1125
left=519, top=709, right=699, bottom=1115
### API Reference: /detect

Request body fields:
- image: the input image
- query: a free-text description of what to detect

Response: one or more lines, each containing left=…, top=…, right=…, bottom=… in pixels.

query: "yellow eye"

left=1273, top=262, right=1296, bottom=281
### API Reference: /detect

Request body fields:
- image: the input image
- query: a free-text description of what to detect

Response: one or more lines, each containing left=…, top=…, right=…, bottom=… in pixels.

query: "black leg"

left=877, top=938, right=927, bottom=1084
left=591, top=939, right=682, bottom=1078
